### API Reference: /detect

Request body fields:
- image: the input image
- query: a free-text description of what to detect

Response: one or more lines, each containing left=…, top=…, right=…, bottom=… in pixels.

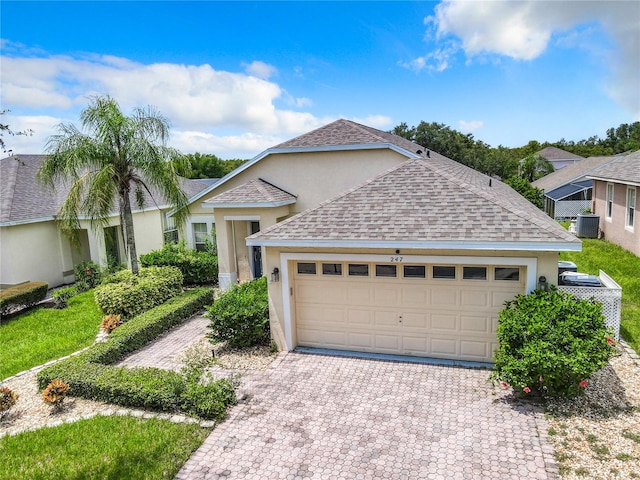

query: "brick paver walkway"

left=117, top=315, right=209, bottom=371
left=176, top=353, right=556, bottom=480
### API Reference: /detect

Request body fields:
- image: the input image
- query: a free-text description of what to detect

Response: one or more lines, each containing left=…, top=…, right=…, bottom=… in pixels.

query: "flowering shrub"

left=74, top=261, right=101, bottom=292
left=0, top=387, right=19, bottom=416
left=42, top=379, right=70, bottom=411
left=491, top=287, right=615, bottom=397
left=100, top=314, right=123, bottom=332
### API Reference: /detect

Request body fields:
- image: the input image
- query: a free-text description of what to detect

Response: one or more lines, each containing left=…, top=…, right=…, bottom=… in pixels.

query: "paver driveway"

left=176, top=353, right=555, bottom=480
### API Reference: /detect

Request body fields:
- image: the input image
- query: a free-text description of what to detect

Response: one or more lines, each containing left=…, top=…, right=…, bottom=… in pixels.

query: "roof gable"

left=202, top=178, right=296, bottom=207
left=249, top=157, right=579, bottom=249
left=183, top=119, right=427, bottom=209
left=536, top=146, right=585, bottom=161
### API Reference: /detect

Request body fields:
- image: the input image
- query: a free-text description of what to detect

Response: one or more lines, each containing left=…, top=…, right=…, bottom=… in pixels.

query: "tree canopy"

left=38, top=96, right=189, bottom=274
left=182, top=153, right=248, bottom=179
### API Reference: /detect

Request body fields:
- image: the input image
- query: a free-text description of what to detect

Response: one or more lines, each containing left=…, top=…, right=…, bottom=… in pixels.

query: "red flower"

left=539, top=376, right=544, bottom=383
left=86, top=268, right=92, bottom=274
left=579, top=380, right=588, bottom=388
left=607, top=336, right=614, bottom=345
left=500, top=381, right=508, bottom=388
left=523, top=387, right=531, bottom=394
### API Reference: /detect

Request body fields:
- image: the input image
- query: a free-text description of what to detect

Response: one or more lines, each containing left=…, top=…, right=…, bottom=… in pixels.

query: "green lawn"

left=0, top=290, right=102, bottom=379
left=559, top=239, right=640, bottom=353
left=0, top=416, right=210, bottom=480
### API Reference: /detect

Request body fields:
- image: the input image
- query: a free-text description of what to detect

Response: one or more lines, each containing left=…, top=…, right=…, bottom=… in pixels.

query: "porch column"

left=214, top=213, right=238, bottom=290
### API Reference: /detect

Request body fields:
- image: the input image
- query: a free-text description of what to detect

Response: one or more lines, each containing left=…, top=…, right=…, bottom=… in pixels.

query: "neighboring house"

left=589, top=150, right=640, bottom=256
left=0, top=154, right=211, bottom=289
left=184, top=120, right=580, bottom=362
left=536, top=146, right=585, bottom=170
left=532, top=155, right=620, bottom=219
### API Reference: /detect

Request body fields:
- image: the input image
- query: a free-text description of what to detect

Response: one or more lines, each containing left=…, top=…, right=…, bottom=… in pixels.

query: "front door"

left=251, top=222, right=262, bottom=278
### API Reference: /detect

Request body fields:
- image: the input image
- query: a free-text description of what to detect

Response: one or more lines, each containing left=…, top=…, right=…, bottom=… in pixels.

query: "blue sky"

left=1, top=1, right=639, bottom=159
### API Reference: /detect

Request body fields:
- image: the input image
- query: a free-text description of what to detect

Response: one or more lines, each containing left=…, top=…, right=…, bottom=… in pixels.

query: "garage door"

left=293, top=261, right=526, bottom=362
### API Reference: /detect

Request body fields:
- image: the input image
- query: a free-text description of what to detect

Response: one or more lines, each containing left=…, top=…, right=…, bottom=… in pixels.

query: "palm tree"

left=38, top=95, right=189, bottom=274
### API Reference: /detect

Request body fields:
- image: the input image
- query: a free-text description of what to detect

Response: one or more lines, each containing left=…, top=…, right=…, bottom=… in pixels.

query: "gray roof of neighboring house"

left=587, top=150, right=640, bottom=186
left=532, top=155, right=620, bottom=192
left=536, top=146, right=585, bottom=162
left=248, top=157, right=579, bottom=248
left=0, top=154, right=211, bottom=225
left=202, top=178, right=296, bottom=207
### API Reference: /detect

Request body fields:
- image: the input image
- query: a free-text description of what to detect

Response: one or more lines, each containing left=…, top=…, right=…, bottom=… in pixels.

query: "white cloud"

left=243, top=60, right=278, bottom=79
left=1, top=114, right=62, bottom=155
left=458, top=120, right=483, bottom=133
left=0, top=52, right=322, bottom=136
left=349, top=115, right=393, bottom=129
left=423, top=0, right=639, bottom=117
left=171, top=130, right=283, bottom=159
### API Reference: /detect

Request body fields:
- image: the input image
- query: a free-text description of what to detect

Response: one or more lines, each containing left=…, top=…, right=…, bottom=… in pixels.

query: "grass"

left=0, top=291, right=102, bottom=379
left=559, top=239, right=640, bottom=354
left=0, top=415, right=211, bottom=480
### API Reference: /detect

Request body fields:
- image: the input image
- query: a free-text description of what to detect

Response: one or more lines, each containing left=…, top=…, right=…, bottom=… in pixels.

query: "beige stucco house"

left=589, top=151, right=640, bottom=256
left=185, top=120, right=581, bottom=362
left=0, top=154, right=210, bottom=289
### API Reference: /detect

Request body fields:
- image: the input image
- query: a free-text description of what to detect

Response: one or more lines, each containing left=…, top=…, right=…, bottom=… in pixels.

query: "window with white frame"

left=627, top=187, right=636, bottom=229
left=163, top=214, right=178, bottom=244
left=606, top=183, right=614, bottom=220
left=193, top=223, right=208, bottom=251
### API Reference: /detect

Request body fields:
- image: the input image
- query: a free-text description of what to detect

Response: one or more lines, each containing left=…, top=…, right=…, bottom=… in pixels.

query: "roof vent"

left=416, top=149, right=422, bottom=155
left=426, top=150, right=430, bottom=158
left=489, top=179, right=492, bottom=187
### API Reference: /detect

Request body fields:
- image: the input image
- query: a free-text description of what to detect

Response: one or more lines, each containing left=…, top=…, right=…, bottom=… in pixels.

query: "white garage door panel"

left=294, top=264, right=525, bottom=362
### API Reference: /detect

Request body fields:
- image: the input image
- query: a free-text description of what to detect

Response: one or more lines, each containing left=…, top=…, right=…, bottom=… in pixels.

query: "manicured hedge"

left=37, top=288, right=235, bottom=419
left=140, top=243, right=218, bottom=285
left=94, top=267, right=183, bottom=319
left=0, top=281, right=48, bottom=316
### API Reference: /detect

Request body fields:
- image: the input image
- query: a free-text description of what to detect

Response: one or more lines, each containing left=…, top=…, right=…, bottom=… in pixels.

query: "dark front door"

left=251, top=222, right=262, bottom=278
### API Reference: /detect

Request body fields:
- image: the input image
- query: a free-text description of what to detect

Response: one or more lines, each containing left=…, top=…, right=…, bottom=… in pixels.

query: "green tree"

left=504, top=177, right=544, bottom=209
left=183, top=153, right=248, bottom=179
left=38, top=96, right=189, bottom=275
left=518, top=153, right=554, bottom=182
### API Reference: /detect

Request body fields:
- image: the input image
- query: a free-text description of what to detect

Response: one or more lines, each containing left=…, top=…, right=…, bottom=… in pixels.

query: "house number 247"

left=390, top=256, right=403, bottom=262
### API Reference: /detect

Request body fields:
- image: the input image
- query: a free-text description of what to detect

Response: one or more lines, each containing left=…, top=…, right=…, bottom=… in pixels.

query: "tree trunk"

left=120, top=192, right=139, bottom=275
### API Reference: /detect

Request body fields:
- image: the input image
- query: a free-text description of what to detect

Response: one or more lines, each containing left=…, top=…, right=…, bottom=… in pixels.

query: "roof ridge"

left=257, top=178, right=297, bottom=198
left=340, top=119, right=389, bottom=144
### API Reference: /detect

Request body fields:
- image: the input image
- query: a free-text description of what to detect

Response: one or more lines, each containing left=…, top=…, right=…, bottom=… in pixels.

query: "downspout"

left=231, top=220, right=238, bottom=282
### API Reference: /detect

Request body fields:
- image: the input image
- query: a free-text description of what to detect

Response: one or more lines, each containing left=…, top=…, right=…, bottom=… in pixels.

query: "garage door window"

left=375, top=264, right=397, bottom=277
left=463, top=266, right=487, bottom=280
left=433, top=266, right=456, bottom=279
left=495, top=267, right=520, bottom=281
left=297, top=263, right=317, bottom=275
left=322, top=263, right=342, bottom=275
left=348, top=264, right=369, bottom=276
left=403, top=265, right=426, bottom=278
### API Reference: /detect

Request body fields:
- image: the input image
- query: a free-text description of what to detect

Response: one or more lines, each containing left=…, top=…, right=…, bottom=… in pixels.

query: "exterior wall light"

left=537, top=275, right=549, bottom=291
left=271, top=267, right=280, bottom=282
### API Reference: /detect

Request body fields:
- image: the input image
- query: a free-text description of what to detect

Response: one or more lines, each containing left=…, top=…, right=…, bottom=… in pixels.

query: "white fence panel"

left=558, top=270, right=622, bottom=339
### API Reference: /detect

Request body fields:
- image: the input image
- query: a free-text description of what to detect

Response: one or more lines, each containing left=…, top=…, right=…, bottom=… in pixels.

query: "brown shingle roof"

left=202, top=178, right=296, bottom=207
left=587, top=150, right=640, bottom=186
left=249, top=157, right=578, bottom=247
left=275, top=119, right=426, bottom=156
left=0, top=154, right=210, bottom=225
left=532, top=155, right=619, bottom=192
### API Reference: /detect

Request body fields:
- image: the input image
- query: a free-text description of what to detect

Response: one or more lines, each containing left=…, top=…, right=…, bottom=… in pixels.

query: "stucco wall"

left=0, top=222, right=75, bottom=288
left=263, top=246, right=561, bottom=351
left=190, top=149, right=408, bottom=216
left=594, top=180, right=640, bottom=256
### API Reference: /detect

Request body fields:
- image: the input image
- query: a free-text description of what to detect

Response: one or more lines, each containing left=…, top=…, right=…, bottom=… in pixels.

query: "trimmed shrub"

left=0, top=386, right=19, bottom=415
left=207, top=277, right=269, bottom=348
left=491, top=287, right=615, bottom=397
left=0, top=281, right=48, bottom=316
left=94, top=267, right=183, bottom=319
left=52, top=285, right=79, bottom=309
left=140, top=242, right=218, bottom=285
left=36, top=288, right=234, bottom=419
